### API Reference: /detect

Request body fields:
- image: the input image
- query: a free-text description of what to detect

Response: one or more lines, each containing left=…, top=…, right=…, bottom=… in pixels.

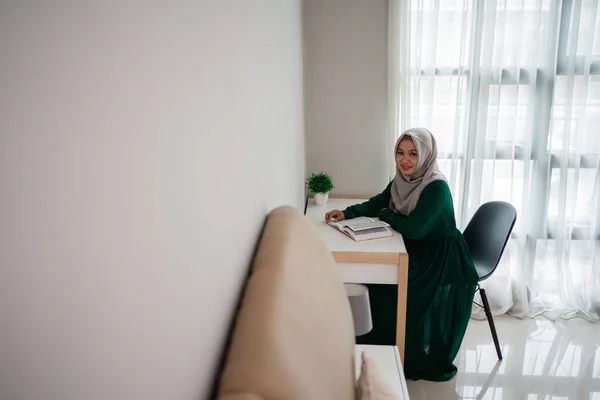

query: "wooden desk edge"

left=332, top=251, right=400, bottom=264
left=396, top=254, right=409, bottom=363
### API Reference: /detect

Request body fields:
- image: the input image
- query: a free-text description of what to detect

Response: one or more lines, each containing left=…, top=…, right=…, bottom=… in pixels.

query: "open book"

left=328, top=217, right=393, bottom=242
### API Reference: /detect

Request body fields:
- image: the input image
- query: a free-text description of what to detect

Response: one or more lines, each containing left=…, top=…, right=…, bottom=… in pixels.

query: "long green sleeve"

left=378, top=180, right=451, bottom=240
left=342, top=181, right=393, bottom=219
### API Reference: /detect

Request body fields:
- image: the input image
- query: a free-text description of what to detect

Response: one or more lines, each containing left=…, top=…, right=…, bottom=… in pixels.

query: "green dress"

left=343, top=180, right=478, bottom=382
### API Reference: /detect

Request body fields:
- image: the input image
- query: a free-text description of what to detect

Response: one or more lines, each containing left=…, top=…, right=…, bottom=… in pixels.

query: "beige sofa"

left=216, top=206, right=356, bottom=399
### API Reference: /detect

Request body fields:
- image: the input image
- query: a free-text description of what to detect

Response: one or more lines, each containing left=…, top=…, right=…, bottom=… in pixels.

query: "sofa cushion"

left=356, top=352, right=401, bottom=400
left=217, top=206, right=356, bottom=400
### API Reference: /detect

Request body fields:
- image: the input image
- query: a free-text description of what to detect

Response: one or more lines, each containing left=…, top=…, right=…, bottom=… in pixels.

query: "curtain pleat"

left=391, top=0, right=600, bottom=320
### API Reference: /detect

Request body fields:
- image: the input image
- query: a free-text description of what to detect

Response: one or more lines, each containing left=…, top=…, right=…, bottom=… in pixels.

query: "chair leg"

left=479, top=288, right=503, bottom=360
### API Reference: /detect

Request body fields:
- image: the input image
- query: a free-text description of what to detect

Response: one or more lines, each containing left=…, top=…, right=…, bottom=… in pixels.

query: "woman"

left=325, top=128, right=478, bottom=381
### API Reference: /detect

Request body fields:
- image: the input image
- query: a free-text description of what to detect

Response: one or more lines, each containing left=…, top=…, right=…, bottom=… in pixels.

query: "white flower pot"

left=314, top=192, right=329, bottom=206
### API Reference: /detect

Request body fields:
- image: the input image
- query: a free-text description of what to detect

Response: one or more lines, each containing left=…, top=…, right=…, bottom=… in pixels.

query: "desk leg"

left=396, top=254, right=409, bottom=363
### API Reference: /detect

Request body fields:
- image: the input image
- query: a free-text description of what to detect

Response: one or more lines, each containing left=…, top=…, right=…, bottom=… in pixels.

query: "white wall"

left=304, top=0, right=389, bottom=196
left=0, top=1, right=304, bottom=399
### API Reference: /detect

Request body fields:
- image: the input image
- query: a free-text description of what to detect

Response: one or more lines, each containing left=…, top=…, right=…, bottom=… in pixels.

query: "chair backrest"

left=463, top=201, right=517, bottom=282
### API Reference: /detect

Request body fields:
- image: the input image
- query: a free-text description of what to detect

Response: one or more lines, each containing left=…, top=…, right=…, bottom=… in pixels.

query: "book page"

left=336, top=217, right=390, bottom=232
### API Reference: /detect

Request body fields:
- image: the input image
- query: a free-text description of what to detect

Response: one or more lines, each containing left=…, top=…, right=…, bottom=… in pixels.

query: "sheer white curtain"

left=389, top=0, right=600, bottom=320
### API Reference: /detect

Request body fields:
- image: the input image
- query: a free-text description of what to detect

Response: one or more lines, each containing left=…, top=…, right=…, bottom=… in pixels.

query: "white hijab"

left=390, top=128, right=447, bottom=215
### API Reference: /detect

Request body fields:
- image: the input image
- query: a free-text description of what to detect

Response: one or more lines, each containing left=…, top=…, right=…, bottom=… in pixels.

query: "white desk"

left=305, top=198, right=409, bottom=362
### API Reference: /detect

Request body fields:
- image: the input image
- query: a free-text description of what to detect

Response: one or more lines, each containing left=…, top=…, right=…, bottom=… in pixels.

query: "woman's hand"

left=325, top=210, right=345, bottom=223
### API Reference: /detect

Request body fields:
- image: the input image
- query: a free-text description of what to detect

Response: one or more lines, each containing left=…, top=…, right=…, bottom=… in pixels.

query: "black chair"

left=463, top=201, right=517, bottom=360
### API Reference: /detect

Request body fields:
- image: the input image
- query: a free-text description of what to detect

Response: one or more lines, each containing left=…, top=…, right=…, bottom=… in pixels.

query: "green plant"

left=306, top=172, right=335, bottom=194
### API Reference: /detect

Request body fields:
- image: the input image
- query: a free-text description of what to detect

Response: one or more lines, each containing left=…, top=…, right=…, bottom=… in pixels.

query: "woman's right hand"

left=325, top=210, right=345, bottom=223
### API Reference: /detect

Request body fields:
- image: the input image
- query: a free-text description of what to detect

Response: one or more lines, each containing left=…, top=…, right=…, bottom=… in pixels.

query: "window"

left=397, top=0, right=600, bottom=320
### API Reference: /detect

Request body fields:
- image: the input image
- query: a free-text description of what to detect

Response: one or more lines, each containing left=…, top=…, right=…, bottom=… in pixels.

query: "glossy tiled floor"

left=407, top=315, right=600, bottom=400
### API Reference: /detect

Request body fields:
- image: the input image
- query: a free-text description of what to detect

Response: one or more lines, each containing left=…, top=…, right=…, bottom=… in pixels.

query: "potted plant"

left=307, top=172, right=335, bottom=206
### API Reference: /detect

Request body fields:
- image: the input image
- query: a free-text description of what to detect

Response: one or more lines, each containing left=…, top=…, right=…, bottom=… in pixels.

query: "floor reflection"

left=407, top=316, right=600, bottom=399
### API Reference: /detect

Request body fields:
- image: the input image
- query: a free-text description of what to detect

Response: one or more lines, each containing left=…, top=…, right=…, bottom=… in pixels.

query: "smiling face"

left=395, top=137, right=418, bottom=176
